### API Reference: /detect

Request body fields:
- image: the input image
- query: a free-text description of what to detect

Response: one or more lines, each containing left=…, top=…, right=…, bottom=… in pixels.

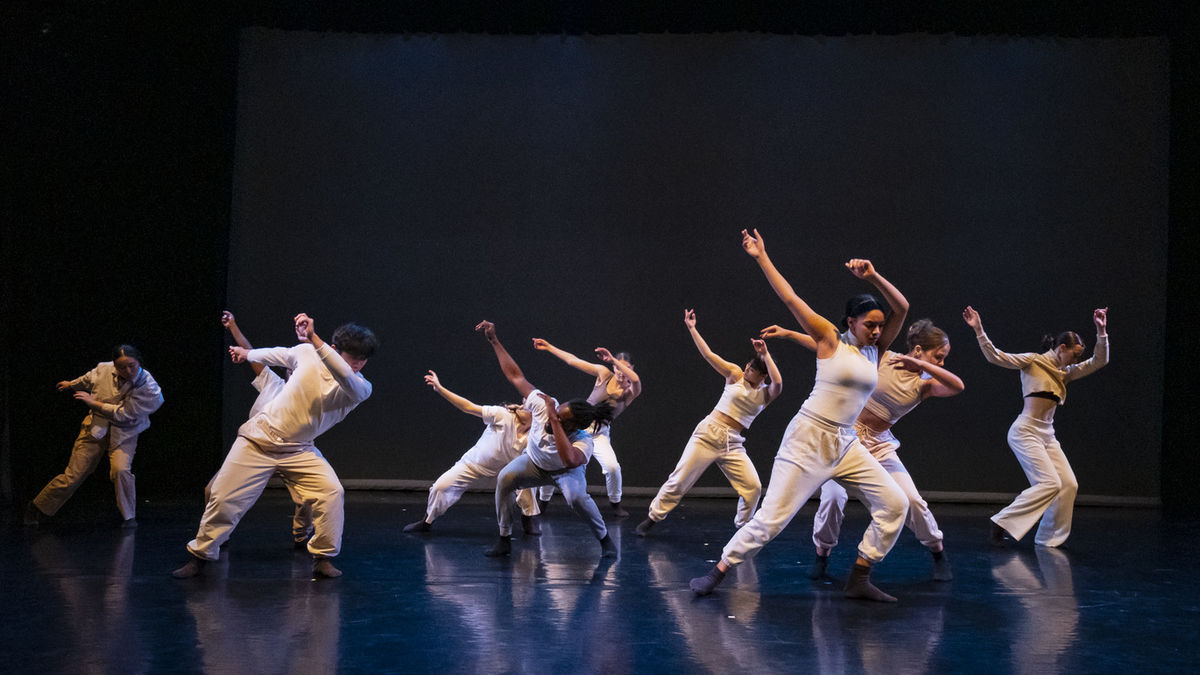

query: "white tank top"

left=862, top=350, right=927, bottom=425
left=713, top=378, right=771, bottom=429
left=799, top=333, right=879, bottom=426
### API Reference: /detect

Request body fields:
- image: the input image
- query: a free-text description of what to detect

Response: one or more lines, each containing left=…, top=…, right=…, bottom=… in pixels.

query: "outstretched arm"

left=753, top=338, right=784, bottom=401
left=889, top=354, right=966, bottom=398
left=845, top=259, right=909, bottom=350
left=963, top=306, right=1036, bottom=370
left=476, top=320, right=535, bottom=399
left=532, top=339, right=609, bottom=379
left=741, top=229, right=840, bottom=358
left=294, top=313, right=372, bottom=402
left=540, top=393, right=586, bottom=468
left=222, top=310, right=264, bottom=376
left=760, top=324, right=817, bottom=352
left=595, top=347, right=643, bottom=400
left=424, top=370, right=484, bottom=417
left=684, top=309, right=742, bottom=380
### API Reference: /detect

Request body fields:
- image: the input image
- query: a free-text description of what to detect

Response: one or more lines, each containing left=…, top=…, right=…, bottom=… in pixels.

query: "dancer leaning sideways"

left=532, top=339, right=641, bottom=518
left=173, top=313, right=377, bottom=579
left=765, top=318, right=964, bottom=581
left=475, top=320, right=617, bottom=559
left=401, top=369, right=542, bottom=535
left=26, top=345, right=163, bottom=528
left=963, top=305, right=1109, bottom=548
left=690, top=229, right=910, bottom=602
left=636, top=309, right=782, bottom=537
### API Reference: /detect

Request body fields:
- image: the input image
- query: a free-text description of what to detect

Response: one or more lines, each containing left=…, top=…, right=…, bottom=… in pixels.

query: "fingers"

left=474, top=320, right=493, bottom=331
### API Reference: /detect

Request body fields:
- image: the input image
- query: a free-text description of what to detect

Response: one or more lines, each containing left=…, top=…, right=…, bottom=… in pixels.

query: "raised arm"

left=540, top=393, right=586, bottom=469
left=424, top=370, right=483, bottom=417
left=962, top=306, right=1037, bottom=370
left=845, top=259, right=909, bottom=350
left=741, top=229, right=840, bottom=358
left=532, top=339, right=608, bottom=379
left=760, top=324, right=817, bottom=352
left=888, top=353, right=965, bottom=398
left=684, top=309, right=741, bottom=380
left=595, top=347, right=643, bottom=400
left=222, top=310, right=264, bottom=376
left=476, top=320, right=535, bottom=399
left=294, top=313, right=372, bottom=402
left=1066, top=307, right=1109, bottom=381
left=753, top=338, right=784, bottom=401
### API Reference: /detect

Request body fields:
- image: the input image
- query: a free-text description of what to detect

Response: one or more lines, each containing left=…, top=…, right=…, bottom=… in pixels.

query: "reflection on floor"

left=3, top=492, right=1197, bottom=672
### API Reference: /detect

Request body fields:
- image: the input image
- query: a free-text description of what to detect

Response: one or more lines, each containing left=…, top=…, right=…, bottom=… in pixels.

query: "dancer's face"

left=114, top=356, right=141, bottom=382
left=334, top=347, right=368, bottom=373
left=914, top=342, right=950, bottom=368
left=545, top=402, right=579, bottom=435
left=742, top=363, right=765, bottom=387
left=1056, top=343, right=1084, bottom=366
left=848, top=310, right=886, bottom=345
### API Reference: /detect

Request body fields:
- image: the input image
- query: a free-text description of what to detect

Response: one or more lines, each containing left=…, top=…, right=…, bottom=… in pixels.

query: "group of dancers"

left=24, top=229, right=1109, bottom=600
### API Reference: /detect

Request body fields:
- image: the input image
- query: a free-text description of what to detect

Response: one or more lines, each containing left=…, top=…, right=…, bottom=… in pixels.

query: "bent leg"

left=878, top=455, right=943, bottom=549
left=591, top=433, right=623, bottom=503
left=834, top=443, right=908, bottom=564
left=188, top=438, right=278, bottom=560
left=495, top=456, right=546, bottom=536
left=278, top=448, right=345, bottom=558
left=992, top=418, right=1061, bottom=542
left=1034, top=437, right=1077, bottom=547
left=648, top=419, right=722, bottom=522
left=714, top=440, right=762, bottom=527
left=107, top=437, right=139, bottom=520
left=554, top=466, right=607, bottom=539
left=427, top=461, right=489, bottom=523
left=32, top=425, right=106, bottom=516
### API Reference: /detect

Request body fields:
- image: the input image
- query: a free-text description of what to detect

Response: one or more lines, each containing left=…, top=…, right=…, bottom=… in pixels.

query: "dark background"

left=4, top=1, right=1196, bottom=514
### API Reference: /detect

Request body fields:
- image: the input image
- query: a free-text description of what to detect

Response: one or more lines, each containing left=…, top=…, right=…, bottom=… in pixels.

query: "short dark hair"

left=332, top=323, right=379, bottom=359
left=747, top=355, right=771, bottom=384
left=112, top=344, right=144, bottom=364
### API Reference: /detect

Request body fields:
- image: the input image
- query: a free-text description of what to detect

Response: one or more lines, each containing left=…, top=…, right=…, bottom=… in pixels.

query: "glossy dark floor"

left=3, top=492, right=1197, bottom=673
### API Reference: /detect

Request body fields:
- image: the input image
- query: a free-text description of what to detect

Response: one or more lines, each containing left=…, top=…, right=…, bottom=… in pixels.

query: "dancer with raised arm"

left=173, top=313, right=377, bottom=579
left=764, top=318, right=964, bottom=581
left=690, top=229, right=910, bottom=602
left=402, top=370, right=541, bottom=535
left=531, top=339, right=642, bottom=517
left=475, top=320, right=617, bottom=559
left=963, top=305, right=1109, bottom=548
left=26, top=345, right=163, bottom=528
left=635, top=309, right=781, bottom=537
left=211, top=310, right=313, bottom=548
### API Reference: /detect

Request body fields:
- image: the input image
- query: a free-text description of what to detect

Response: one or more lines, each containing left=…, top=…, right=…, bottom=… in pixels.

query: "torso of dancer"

left=212, top=310, right=313, bottom=547
left=475, top=320, right=618, bottom=559
left=690, top=228, right=911, bottom=602
left=531, top=339, right=642, bottom=517
left=636, top=309, right=781, bottom=537
left=963, top=305, right=1109, bottom=548
left=401, top=369, right=542, bottom=535
left=26, top=345, right=164, bottom=528
left=765, top=318, right=964, bottom=581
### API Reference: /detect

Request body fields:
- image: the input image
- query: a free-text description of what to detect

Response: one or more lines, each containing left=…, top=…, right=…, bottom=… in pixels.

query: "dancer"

left=212, top=310, right=313, bottom=548
left=635, top=309, right=781, bottom=537
left=963, top=305, right=1109, bottom=548
left=475, top=320, right=617, bottom=559
left=173, top=313, right=377, bottom=579
left=26, top=345, right=164, bottom=528
left=690, top=229, right=910, bottom=602
left=402, top=369, right=542, bottom=535
left=764, top=318, right=964, bottom=581
left=531, top=338, right=642, bottom=517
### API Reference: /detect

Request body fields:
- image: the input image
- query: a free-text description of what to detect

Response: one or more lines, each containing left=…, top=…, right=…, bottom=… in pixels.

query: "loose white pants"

left=722, top=410, right=908, bottom=567
left=495, top=455, right=606, bottom=539
left=648, top=415, right=762, bottom=527
left=188, top=437, right=345, bottom=560
left=426, top=459, right=539, bottom=522
left=812, top=424, right=943, bottom=551
left=992, top=414, right=1078, bottom=547
left=34, top=420, right=138, bottom=520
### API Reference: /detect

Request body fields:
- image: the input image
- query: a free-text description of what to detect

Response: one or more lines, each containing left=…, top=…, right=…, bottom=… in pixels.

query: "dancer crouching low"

left=476, top=320, right=616, bottom=559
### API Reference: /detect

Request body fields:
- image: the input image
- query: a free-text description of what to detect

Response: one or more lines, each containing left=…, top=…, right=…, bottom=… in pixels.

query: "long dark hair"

left=112, top=344, right=144, bottom=364
left=565, top=399, right=616, bottom=433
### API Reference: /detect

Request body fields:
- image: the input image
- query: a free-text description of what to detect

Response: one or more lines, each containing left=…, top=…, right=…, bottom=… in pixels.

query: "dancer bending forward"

left=963, top=305, right=1108, bottom=548
left=476, top=320, right=616, bottom=559
left=690, top=229, right=910, bottom=602
left=765, top=318, right=963, bottom=581
left=636, top=309, right=781, bottom=537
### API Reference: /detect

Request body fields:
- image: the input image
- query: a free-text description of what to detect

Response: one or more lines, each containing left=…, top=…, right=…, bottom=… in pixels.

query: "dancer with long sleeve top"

left=963, top=305, right=1109, bottom=548
left=763, top=318, right=964, bottom=581
left=531, top=339, right=642, bottom=518
left=26, top=345, right=163, bottom=528
left=690, top=229, right=910, bottom=602
left=475, top=320, right=617, bottom=559
left=209, top=310, right=314, bottom=548
left=635, top=309, right=782, bottom=537
left=173, top=313, right=377, bottom=579
left=402, top=370, right=542, bottom=535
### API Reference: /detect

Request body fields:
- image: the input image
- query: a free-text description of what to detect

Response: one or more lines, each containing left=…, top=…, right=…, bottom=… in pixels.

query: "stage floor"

left=3, top=491, right=1197, bottom=673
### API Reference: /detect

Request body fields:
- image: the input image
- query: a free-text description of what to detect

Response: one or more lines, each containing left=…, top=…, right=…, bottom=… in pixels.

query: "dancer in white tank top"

left=690, top=229, right=911, bottom=602
left=765, top=318, right=964, bottom=581
left=636, top=309, right=782, bottom=536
